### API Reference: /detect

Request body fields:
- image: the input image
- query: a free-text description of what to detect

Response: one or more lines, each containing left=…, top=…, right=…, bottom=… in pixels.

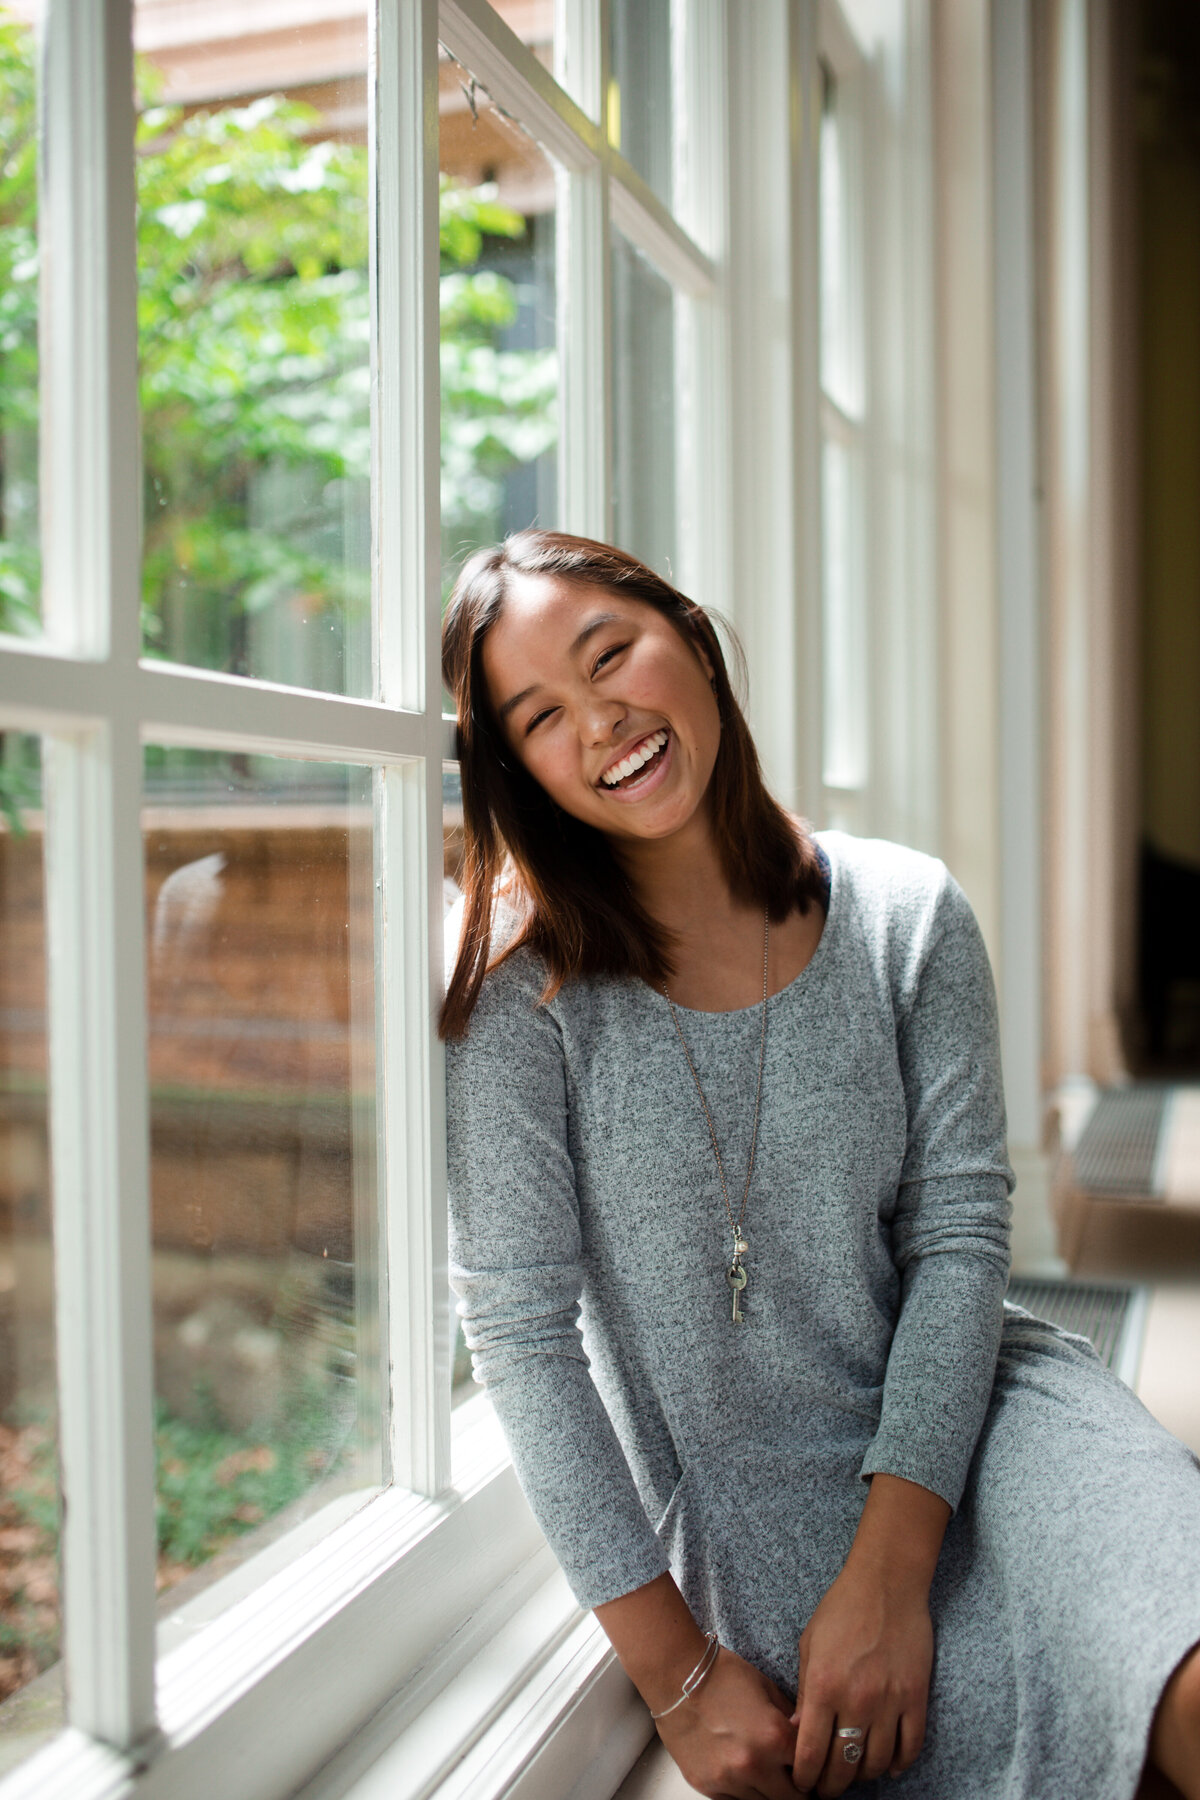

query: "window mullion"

left=554, top=0, right=610, bottom=537
left=39, top=0, right=159, bottom=1752
left=792, top=3, right=825, bottom=819
left=373, top=0, right=449, bottom=1496
left=40, top=0, right=140, bottom=664
left=675, top=0, right=731, bottom=614
left=45, top=724, right=159, bottom=1755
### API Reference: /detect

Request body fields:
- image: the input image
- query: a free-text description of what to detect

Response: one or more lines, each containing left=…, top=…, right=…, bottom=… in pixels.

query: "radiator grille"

left=1006, top=1276, right=1147, bottom=1383
left=1073, top=1087, right=1167, bottom=1196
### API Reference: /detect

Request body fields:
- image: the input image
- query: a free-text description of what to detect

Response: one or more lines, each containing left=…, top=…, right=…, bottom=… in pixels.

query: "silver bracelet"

left=649, top=1631, right=721, bottom=1720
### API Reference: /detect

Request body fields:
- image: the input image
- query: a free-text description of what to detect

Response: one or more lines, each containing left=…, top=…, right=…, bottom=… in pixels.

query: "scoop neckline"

left=655, top=832, right=839, bottom=1019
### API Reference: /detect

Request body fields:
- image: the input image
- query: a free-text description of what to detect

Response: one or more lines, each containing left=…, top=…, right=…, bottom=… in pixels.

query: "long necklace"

left=663, top=909, right=770, bottom=1324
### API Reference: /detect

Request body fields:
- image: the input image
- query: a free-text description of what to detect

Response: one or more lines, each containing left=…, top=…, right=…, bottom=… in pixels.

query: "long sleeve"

left=446, top=951, right=670, bottom=1610
left=859, top=868, right=1014, bottom=1509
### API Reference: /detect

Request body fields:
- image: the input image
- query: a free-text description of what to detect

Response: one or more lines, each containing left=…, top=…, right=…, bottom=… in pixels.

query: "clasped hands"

left=655, top=1558, right=934, bottom=1799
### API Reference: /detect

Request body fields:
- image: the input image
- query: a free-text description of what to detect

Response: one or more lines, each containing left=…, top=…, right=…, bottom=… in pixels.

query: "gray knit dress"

left=447, top=831, right=1200, bottom=1799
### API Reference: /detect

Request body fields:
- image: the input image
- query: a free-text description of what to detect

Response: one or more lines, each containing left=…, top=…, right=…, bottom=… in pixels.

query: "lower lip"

left=598, top=732, right=674, bottom=804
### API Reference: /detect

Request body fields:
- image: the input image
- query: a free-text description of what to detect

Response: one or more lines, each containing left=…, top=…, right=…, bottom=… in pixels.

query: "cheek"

left=521, top=731, right=583, bottom=805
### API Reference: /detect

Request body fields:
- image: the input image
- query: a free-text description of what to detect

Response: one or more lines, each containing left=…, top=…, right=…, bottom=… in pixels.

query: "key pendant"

left=727, top=1260, right=748, bottom=1323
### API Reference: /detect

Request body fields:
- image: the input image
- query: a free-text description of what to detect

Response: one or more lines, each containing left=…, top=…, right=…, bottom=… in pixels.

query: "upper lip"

left=596, top=728, right=667, bottom=786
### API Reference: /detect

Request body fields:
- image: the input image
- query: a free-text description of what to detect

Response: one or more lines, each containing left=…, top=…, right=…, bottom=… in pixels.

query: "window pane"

left=135, top=5, right=372, bottom=696
left=439, top=49, right=558, bottom=596
left=441, top=764, right=475, bottom=1408
left=821, top=437, right=868, bottom=793
left=0, top=734, right=62, bottom=1772
left=0, top=7, right=41, bottom=643
left=609, top=0, right=673, bottom=210
left=491, top=1, right=555, bottom=70
left=144, top=749, right=382, bottom=1632
left=611, top=230, right=677, bottom=578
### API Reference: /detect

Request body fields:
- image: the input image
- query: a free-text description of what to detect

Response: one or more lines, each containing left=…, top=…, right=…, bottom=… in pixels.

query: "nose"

left=579, top=698, right=626, bottom=746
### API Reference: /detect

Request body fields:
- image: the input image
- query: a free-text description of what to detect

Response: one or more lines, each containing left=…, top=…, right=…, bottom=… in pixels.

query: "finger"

left=791, top=1698, right=835, bottom=1789
left=752, top=1765, right=804, bottom=1800
left=764, top=1676, right=796, bottom=1718
left=890, top=1705, right=928, bottom=1776
left=814, top=1724, right=868, bottom=1799
left=858, top=1715, right=899, bottom=1782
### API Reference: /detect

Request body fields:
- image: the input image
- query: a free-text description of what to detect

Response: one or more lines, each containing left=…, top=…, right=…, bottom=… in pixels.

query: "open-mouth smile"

left=597, top=729, right=672, bottom=798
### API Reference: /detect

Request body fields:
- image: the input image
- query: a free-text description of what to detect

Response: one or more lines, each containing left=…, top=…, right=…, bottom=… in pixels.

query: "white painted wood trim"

left=375, top=0, right=438, bottom=717
left=44, top=723, right=159, bottom=1753
left=554, top=0, right=602, bottom=120
left=439, top=0, right=602, bottom=171
left=674, top=0, right=730, bottom=617
left=0, top=1406, right=549, bottom=1800
left=608, top=169, right=715, bottom=297
left=0, top=652, right=429, bottom=760
left=38, top=0, right=159, bottom=1754
left=559, top=160, right=611, bottom=539
left=297, top=1570, right=653, bottom=1800
left=791, top=2, right=825, bottom=821
left=992, top=0, right=1045, bottom=1153
left=39, top=0, right=139, bottom=662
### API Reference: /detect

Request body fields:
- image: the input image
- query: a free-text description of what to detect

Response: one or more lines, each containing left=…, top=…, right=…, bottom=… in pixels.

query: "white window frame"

left=781, top=0, right=938, bottom=852
left=0, top=3, right=731, bottom=1797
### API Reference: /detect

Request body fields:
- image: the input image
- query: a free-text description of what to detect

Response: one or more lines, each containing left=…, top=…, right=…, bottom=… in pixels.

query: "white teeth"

left=601, top=730, right=668, bottom=787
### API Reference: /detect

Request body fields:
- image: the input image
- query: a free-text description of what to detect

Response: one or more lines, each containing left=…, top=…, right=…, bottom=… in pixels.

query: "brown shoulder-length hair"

left=439, top=530, right=826, bottom=1039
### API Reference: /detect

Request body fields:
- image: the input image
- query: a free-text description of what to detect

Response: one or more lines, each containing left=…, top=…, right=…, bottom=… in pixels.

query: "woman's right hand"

left=655, top=1646, right=800, bottom=1800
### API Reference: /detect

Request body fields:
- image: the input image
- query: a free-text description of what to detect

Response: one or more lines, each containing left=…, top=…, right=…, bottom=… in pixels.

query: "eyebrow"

left=496, top=611, right=623, bottom=724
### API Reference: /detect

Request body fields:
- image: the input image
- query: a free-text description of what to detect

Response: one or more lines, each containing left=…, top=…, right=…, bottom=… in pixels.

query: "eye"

left=524, top=706, right=557, bottom=735
left=592, top=642, right=628, bottom=675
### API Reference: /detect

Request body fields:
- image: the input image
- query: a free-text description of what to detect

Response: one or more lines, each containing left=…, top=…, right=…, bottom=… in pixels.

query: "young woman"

left=441, top=530, right=1200, bottom=1800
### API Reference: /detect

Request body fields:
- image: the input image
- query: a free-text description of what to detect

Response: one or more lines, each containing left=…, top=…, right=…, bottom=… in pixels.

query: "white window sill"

left=299, top=1564, right=653, bottom=1800
left=1, top=1398, right=648, bottom=1800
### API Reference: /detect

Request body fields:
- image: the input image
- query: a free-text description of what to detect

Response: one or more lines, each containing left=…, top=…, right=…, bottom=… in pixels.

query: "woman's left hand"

left=789, top=1555, right=933, bottom=1795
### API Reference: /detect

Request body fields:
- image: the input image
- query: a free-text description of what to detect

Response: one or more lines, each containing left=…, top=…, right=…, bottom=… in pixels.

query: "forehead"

left=494, top=572, right=640, bottom=638
left=482, top=573, right=648, bottom=674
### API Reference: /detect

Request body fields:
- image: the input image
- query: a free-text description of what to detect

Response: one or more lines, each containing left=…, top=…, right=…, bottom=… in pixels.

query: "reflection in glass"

left=0, top=735, right=62, bottom=1771
left=0, top=6, right=42, bottom=641
left=438, top=48, right=558, bottom=595
left=612, top=230, right=677, bottom=580
left=821, top=439, right=867, bottom=794
left=609, top=0, right=673, bottom=209
left=134, top=4, right=371, bottom=695
left=144, top=748, right=381, bottom=1622
left=441, top=764, right=475, bottom=1403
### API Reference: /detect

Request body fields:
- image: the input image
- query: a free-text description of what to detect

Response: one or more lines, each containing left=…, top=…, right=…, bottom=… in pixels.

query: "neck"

left=610, top=808, right=749, bottom=946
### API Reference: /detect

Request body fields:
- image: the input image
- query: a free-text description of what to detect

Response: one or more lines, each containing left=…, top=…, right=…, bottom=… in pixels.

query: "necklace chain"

left=663, top=909, right=770, bottom=1274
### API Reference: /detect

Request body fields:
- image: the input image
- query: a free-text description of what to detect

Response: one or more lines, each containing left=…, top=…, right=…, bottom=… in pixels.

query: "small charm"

left=727, top=1261, right=748, bottom=1323
left=734, top=1236, right=749, bottom=1256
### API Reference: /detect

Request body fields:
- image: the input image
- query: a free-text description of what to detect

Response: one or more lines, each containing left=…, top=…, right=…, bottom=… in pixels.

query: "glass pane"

left=492, top=1, right=555, bottom=70
left=609, top=0, right=673, bottom=210
left=439, top=49, right=558, bottom=597
left=144, top=749, right=381, bottom=1631
left=819, top=61, right=865, bottom=422
left=611, top=229, right=677, bottom=579
left=441, top=764, right=475, bottom=1407
left=0, top=734, right=62, bottom=1772
left=135, top=5, right=372, bottom=696
left=821, top=437, right=868, bottom=793
left=0, top=7, right=41, bottom=642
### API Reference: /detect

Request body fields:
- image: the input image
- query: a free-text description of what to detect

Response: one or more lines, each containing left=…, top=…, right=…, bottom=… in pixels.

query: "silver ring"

left=836, top=1727, right=864, bottom=1767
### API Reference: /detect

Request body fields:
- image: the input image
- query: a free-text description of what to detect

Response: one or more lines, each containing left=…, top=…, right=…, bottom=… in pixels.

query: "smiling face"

left=480, top=572, right=723, bottom=847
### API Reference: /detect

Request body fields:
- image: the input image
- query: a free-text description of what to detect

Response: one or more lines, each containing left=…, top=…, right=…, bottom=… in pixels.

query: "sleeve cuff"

left=858, top=1440, right=967, bottom=1514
